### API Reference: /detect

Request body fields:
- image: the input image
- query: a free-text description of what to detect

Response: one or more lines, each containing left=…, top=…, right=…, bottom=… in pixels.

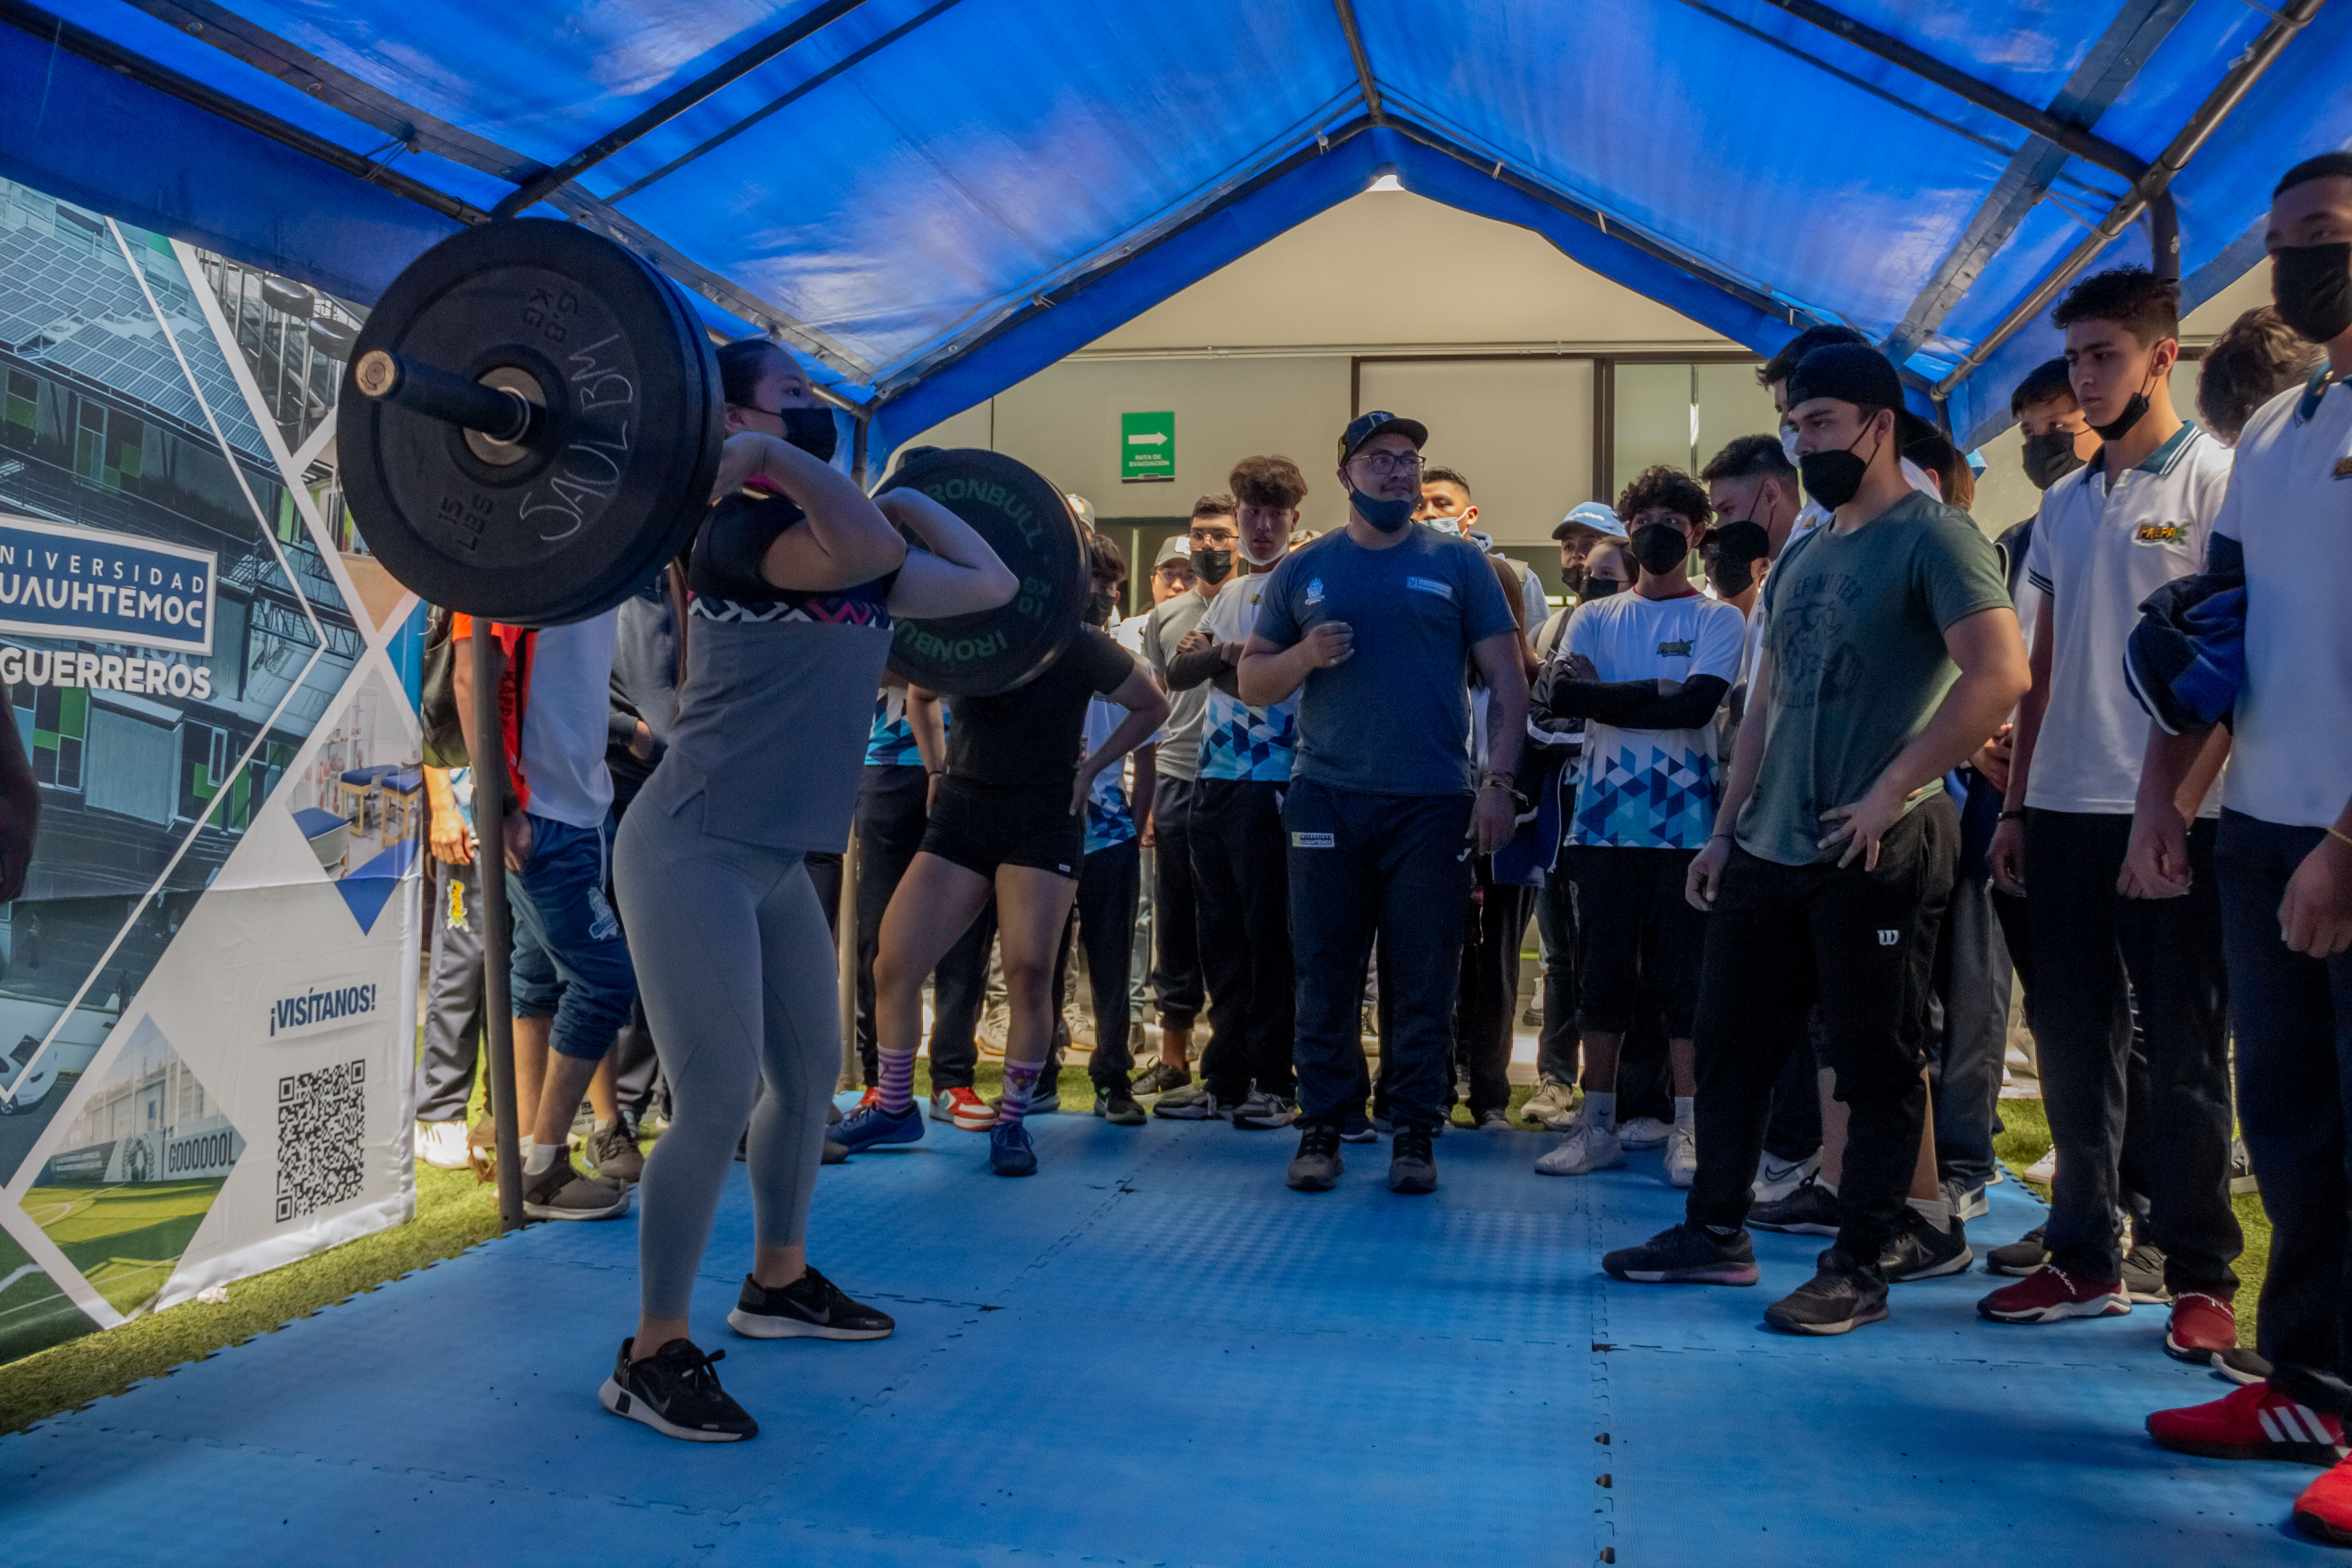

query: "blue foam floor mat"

left=4, top=1109, right=2331, bottom=1566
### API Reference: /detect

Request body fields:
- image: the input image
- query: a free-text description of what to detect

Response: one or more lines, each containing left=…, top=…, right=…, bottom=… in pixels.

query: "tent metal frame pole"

left=491, top=0, right=872, bottom=217
left=1931, top=0, right=2326, bottom=401
left=470, top=630, right=526, bottom=1235
left=1331, top=0, right=1385, bottom=124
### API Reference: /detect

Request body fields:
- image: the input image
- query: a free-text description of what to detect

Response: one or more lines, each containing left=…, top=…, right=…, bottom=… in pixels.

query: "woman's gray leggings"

left=615, top=803, right=839, bottom=1320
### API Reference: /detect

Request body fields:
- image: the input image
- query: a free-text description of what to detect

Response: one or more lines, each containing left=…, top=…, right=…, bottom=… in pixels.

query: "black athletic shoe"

left=1338, top=1108, right=1377, bottom=1144
left=821, top=1138, right=848, bottom=1165
left=1748, top=1172, right=1839, bottom=1235
left=1287, top=1120, right=1344, bottom=1192
left=2215, top=1346, right=2274, bottom=1386
left=523, top=1153, right=631, bottom=1221
left=2122, top=1243, right=2173, bottom=1304
left=1093, top=1087, right=1147, bottom=1125
left=1764, top=1250, right=1891, bottom=1336
left=1879, top=1208, right=1972, bottom=1283
left=1986, top=1224, right=2049, bottom=1277
left=1388, top=1124, right=1437, bottom=1195
left=1602, top=1223, right=1760, bottom=1285
left=599, top=1337, right=757, bottom=1442
left=727, top=1266, right=895, bottom=1341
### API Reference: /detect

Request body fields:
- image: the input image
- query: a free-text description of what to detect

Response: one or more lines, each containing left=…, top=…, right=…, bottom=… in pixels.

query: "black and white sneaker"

left=1388, top=1124, right=1437, bottom=1194
left=1764, top=1250, right=1891, bottom=1336
left=1986, top=1224, right=2049, bottom=1277
left=727, top=1266, right=896, bottom=1341
left=600, top=1337, right=758, bottom=1442
left=1338, top=1109, right=1377, bottom=1144
left=523, top=1153, right=631, bottom=1221
left=1879, top=1209, right=1972, bottom=1283
left=2215, top=1346, right=2273, bottom=1386
left=2122, top=1243, right=2174, bottom=1304
left=1287, top=1120, right=1344, bottom=1192
left=1748, top=1172, right=1839, bottom=1235
left=1603, top=1223, right=1759, bottom=1285
left=1232, top=1090, right=1298, bottom=1130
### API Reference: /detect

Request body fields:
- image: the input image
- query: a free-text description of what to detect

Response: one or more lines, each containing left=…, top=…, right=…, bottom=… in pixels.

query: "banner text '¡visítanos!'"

left=0, top=646, right=212, bottom=698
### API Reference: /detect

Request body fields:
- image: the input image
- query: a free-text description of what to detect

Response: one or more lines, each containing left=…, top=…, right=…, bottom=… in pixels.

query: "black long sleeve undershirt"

left=1166, top=641, right=1239, bottom=697
left=1534, top=666, right=1730, bottom=731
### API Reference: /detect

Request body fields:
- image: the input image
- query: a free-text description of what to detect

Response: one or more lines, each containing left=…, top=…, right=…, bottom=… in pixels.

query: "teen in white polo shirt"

left=2142, top=153, right=2352, bottom=1549
left=1980, top=267, right=2241, bottom=1348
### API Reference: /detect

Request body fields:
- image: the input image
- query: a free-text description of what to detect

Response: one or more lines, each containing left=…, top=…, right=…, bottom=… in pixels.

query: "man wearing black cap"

left=1239, top=412, right=1528, bottom=1195
left=1603, top=346, right=2026, bottom=1335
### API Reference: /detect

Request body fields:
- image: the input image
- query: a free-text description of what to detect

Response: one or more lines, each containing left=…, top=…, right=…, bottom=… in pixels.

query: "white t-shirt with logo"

left=1565, top=589, right=1745, bottom=849
left=518, top=609, right=619, bottom=831
left=2023, top=424, right=2232, bottom=816
left=2215, top=374, right=2352, bottom=830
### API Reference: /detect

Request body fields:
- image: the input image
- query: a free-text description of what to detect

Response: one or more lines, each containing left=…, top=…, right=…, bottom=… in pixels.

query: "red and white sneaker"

left=2148, top=1382, right=2346, bottom=1467
left=2297, top=1457, right=2352, bottom=1545
left=2165, top=1290, right=2239, bottom=1365
left=856, top=1086, right=886, bottom=1112
left=929, top=1086, right=998, bottom=1131
left=1976, top=1264, right=2130, bottom=1324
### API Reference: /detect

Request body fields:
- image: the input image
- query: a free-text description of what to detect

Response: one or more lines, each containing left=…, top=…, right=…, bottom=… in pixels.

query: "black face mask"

left=1797, top=421, right=1881, bottom=510
left=1348, top=485, right=1419, bottom=532
left=1581, top=576, right=1625, bottom=602
left=1705, top=556, right=1754, bottom=598
left=2277, top=242, right=2352, bottom=347
left=1704, top=519, right=1770, bottom=597
left=765, top=405, right=838, bottom=464
left=2022, top=430, right=2087, bottom=490
left=1630, top=522, right=1690, bottom=577
left=1560, top=563, right=1587, bottom=594
left=1191, top=547, right=1234, bottom=585
left=2090, top=367, right=2159, bottom=443
left=1084, top=590, right=1117, bottom=627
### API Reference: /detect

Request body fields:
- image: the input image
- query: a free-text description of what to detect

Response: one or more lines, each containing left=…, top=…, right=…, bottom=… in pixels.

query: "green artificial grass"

left=1992, top=1096, right=2269, bottom=1345
left=0, top=1078, right=2267, bottom=1435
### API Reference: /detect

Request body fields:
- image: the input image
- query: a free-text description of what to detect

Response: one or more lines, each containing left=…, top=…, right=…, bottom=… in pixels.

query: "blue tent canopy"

left=7, top=0, right=2346, bottom=454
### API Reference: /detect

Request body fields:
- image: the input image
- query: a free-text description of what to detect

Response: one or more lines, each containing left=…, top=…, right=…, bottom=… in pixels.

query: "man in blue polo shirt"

left=1240, top=412, right=1528, bottom=1196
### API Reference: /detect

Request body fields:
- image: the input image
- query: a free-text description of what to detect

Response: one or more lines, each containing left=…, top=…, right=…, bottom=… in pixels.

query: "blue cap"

left=1553, top=501, right=1626, bottom=542
left=1338, top=409, right=1429, bottom=464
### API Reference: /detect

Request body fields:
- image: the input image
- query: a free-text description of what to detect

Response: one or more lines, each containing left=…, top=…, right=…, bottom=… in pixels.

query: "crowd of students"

left=403, top=152, right=2352, bottom=1544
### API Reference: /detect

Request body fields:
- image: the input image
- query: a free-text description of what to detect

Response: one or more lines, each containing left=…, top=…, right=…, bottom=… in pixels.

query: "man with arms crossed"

left=1239, top=412, right=1528, bottom=1196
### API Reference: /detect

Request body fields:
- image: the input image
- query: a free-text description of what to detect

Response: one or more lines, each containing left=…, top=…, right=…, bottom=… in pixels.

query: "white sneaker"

left=1534, top=1117, right=1626, bottom=1177
left=415, top=1121, right=470, bottom=1170
left=1753, top=1149, right=1820, bottom=1203
left=1665, top=1122, right=1697, bottom=1189
left=1522, top=1082, right=1577, bottom=1127
left=1617, top=1115, right=1671, bottom=1150
left=2024, top=1146, right=2057, bottom=1183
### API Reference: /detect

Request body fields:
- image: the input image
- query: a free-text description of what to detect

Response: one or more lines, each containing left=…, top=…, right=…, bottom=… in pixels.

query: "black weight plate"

left=338, top=219, right=720, bottom=626
left=879, top=449, right=1087, bottom=696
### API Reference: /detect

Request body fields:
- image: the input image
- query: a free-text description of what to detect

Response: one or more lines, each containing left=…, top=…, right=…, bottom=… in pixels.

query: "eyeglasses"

left=1348, top=451, right=1424, bottom=478
left=1188, top=527, right=1238, bottom=545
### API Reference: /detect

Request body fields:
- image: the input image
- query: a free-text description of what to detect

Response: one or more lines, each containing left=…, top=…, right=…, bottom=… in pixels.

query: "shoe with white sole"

left=1617, top=1115, right=1671, bottom=1150
left=2022, top=1146, right=2057, bottom=1183
left=1943, top=1179, right=1989, bottom=1222
left=1976, top=1264, right=2129, bottom=1324
left=1522, top=1082, right=1577, bottom=1127
left=1664, top=1122, right=1697, bottom=1189
left=600, top=1337, right=756, bottom=1443
left=727, top=1266, right=895, bottom=1341
left=414, top=1120, right=470, bottom=1171
left=1752, top=1149, right=1819, bottom=1204
left=1535, top=1117, right=1626, bottom=1176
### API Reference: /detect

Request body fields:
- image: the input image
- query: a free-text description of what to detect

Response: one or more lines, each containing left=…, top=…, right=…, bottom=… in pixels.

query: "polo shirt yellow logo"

left=2132, top=522, right=2189, bottom=546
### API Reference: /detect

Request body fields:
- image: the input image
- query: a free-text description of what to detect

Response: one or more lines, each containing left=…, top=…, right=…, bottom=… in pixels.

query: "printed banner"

left=0, top=515, right=217, bottom=654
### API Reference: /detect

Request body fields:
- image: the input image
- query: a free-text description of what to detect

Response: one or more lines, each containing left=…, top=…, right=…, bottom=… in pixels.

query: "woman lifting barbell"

left=839, top=536, right=1169, bottom=1176
left=603, top=339, right=1018, bottom=1444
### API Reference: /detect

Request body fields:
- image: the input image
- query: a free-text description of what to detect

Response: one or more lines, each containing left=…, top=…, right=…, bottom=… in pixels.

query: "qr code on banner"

left=275, top=1059, right=367, bottom=1223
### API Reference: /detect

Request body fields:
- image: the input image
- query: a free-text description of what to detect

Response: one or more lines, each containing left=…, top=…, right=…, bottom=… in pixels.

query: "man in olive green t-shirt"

left=1601, top=345, right=2027, bottom=1338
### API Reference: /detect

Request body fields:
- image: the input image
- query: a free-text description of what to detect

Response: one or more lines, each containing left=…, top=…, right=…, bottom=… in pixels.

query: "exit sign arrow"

left=1127, top=431, right=1168, bottom=446
left=1120, top=411, right=1175, bottom=482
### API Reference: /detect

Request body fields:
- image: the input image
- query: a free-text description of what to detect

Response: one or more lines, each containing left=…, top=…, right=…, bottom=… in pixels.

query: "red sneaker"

left=2148, top=1382, right=2345, bottom=1466
left=2165, top=1289, right=2239, bottom=1364
left=1976, top=1265, right=2129, bottom=1324
left=2298, top=1457, right=2352, bottom=1545
left=929, top=1086, right=998, bottom=1131
left=856, top=1086, right=886, bottom=1112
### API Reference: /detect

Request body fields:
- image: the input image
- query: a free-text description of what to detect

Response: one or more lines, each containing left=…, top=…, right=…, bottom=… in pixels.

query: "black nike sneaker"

left=726, top=1266, right=896, bottom=1341
left=599, top=1337, right=758, bottom=1442
left=1764, top=1250, right=1892, bottom=1336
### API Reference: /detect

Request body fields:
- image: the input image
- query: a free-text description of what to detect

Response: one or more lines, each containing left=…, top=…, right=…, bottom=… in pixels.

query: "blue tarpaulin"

left=6, top=0, right=2347, bottom=451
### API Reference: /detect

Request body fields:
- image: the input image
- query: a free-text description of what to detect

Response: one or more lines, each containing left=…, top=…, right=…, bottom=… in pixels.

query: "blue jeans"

left=508, top=813, right=637, bottom=1063
left=1285, top=780, right=1473, bottom=1130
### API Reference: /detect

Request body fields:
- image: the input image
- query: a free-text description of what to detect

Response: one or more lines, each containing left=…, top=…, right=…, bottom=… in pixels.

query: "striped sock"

left=999, top=1060, right=1044, bottom=1129
left=877, top=1049, right=916, bottom=1115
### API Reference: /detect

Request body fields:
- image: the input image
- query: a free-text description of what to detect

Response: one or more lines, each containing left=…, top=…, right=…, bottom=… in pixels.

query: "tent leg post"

left=472, top=629, right=527, bottom=1235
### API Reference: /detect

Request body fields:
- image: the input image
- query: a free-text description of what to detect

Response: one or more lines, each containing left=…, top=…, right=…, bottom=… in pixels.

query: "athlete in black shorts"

left=846, top=534, right=1169, bottom=1176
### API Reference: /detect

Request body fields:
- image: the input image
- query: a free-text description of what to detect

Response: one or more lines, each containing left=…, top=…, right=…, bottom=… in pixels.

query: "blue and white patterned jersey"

left=863, top=688, right=950, bottom=767
left=1565, top=590, right=1745, bottom=849
left=1081, top=695, right=1136, bottom=855
left=1195, top=572, right=1297, bottom=782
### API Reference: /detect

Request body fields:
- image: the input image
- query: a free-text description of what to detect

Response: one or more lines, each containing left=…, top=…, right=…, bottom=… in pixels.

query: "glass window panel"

left=1613, top=363, right=1694, bottom=495
left=1695, top=363, right=1782, bottom=475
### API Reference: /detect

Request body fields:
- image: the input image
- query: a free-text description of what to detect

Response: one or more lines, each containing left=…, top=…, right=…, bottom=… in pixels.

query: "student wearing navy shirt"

left=1240, top=412, right=1528, bottom=1197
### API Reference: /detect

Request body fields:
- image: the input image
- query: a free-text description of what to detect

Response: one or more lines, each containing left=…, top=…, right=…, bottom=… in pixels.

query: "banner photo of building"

left=0, top=175, right=421, bottom=1364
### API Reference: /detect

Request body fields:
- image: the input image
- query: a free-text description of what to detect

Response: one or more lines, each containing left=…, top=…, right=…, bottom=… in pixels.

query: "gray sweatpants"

left=615, top=805, right=839, bottom=1320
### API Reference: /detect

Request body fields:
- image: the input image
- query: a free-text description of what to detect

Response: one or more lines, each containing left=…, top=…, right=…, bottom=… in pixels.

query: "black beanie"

left=1785, top=344, right=1905, bottom=412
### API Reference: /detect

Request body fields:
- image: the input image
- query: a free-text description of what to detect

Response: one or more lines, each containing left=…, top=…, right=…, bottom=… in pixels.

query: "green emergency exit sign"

left=1120, top=411, right=1175, bottom=482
